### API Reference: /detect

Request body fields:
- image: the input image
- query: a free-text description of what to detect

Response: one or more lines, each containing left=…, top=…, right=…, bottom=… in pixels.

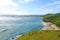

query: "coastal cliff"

left=43, top=13, right=60, bottom=30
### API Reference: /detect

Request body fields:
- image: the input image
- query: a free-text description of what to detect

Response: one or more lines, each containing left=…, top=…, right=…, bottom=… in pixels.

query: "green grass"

left=16, top=30, right=60, bottom=40
left=44, top=13, right=60, bottom=27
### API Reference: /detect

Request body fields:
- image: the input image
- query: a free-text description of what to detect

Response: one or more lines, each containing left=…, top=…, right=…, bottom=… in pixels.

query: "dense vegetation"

left=44, top=13, right=60, bottom=27
left=16, top=30, right=60, bottom=40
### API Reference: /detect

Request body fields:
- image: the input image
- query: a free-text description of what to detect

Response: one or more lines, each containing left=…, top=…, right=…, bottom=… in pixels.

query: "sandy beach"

left=12, top=22, right=60, bottom=40
left=43, top=22, right=60, bottom=30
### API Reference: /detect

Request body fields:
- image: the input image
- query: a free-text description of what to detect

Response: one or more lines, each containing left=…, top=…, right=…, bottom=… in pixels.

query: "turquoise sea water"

left=0, top=17, right=43, bottom=40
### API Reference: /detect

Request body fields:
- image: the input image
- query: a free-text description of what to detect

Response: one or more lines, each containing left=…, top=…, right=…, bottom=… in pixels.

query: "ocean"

left=0, top=16, right=43, bottom=40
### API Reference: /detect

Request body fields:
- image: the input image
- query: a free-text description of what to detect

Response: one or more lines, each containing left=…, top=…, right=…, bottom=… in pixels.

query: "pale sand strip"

left=12, top=22, right=60, bottom=40
left=43, top=22, right=60, bottom=30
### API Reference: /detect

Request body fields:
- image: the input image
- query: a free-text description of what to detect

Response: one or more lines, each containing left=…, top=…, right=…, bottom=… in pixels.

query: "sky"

left=0, top=0, right=60, bottom=15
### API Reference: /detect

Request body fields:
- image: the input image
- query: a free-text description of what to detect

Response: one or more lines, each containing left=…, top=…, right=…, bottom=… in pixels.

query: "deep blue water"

left=0, top=17, right=43, bottom=40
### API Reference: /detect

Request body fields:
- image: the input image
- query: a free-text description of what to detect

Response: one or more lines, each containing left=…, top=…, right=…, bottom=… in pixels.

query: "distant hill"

left=43, top=13, right=60, bottom=27
left=0, top=15, right=43, bottom=17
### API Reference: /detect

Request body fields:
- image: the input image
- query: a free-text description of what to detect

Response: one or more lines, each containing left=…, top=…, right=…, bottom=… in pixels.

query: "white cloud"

left=49, top=9, right=54, bottom=12
left=40, top=9, right=54, bottom=15
left=0, top=0, right=18, bottom=6
left=0, top=0, right=18, bottom=15
left=0, top=0, right=29, bottom=15
left=0, top=6, right=29, bottom=15
left=19, top=0, right=35, bottom=3
left=0, top=10, right=29, bottom=15
left=46, top=9, right=54, bottom=13
left=38, top=1, right=60, bottom=15
left=23, top=0, right=34, bottom=2
left=40, top=1, right=60, bottom=10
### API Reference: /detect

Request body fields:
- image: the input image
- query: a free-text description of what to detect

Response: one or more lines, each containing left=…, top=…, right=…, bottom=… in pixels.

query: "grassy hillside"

left=16, top=13, right=60, bottom=40
left=16, top=30, right=60, bottom=40
left=43, top=13, right=60, bottom=27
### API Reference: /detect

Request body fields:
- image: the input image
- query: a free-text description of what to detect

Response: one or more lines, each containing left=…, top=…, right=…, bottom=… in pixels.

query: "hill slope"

left=16, top=30, right=60, bottom=40
left=44, top=13, right=60, bottom=28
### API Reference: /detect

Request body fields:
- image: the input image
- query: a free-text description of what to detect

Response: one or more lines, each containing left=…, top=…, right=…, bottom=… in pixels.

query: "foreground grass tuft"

left=16, top=30, right=60, bottom=40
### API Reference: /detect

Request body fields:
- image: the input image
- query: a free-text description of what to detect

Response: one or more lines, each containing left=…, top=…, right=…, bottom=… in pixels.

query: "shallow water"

left=0, top=17, right=43, bottom=40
